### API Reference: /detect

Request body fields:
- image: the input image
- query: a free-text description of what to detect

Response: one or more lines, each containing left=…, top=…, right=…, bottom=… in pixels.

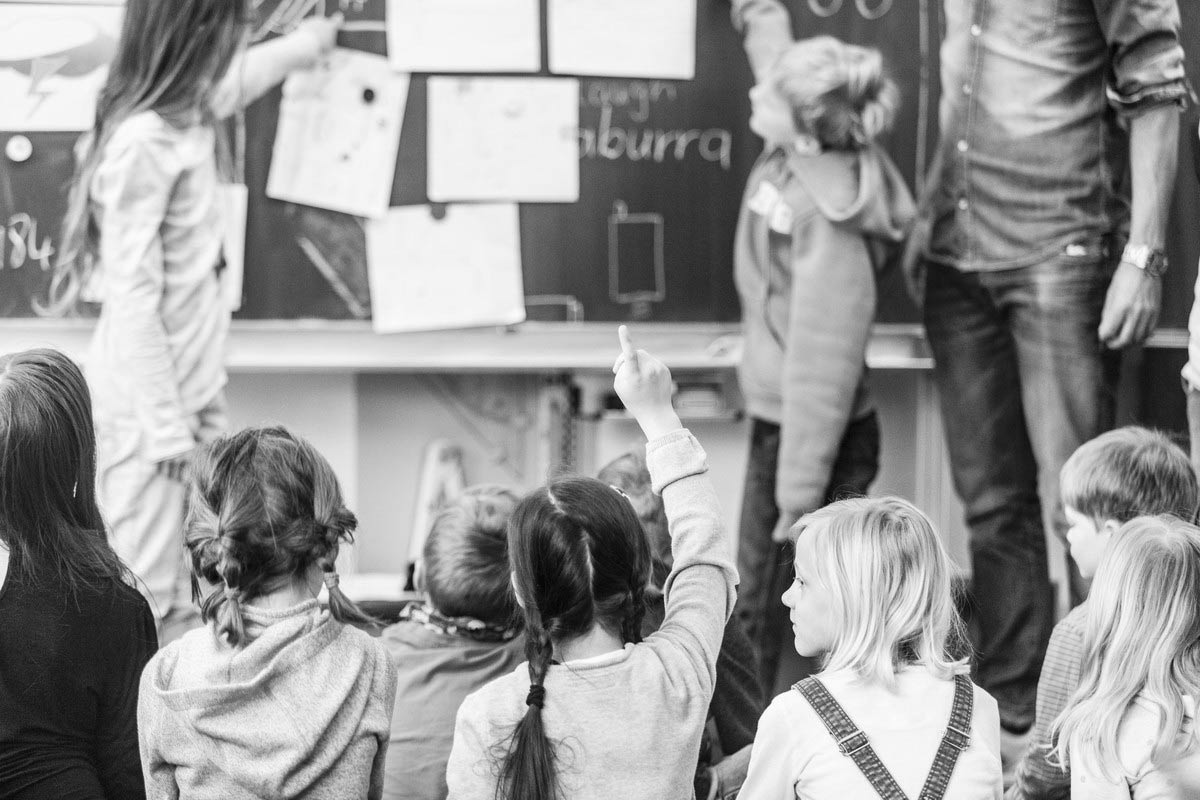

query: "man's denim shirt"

left=921, top=0, right=1189, bottom=272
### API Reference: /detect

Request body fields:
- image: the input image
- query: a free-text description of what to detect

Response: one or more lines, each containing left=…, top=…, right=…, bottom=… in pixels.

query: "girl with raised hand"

left=0, top=348, right=157, bottom=800
left=47, top=0, right=340, bottom=640
left=740, top=497, right=1002, bottom=799
left=1052, top=515, right=1200, bottom=799
left=137, top=426, right=397, bottom=800
left=445, top=326, right=738, bottom=800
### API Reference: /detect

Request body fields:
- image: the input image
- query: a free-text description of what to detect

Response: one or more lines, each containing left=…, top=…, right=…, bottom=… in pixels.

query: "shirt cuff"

left=645, top=429, right=708, bottom=494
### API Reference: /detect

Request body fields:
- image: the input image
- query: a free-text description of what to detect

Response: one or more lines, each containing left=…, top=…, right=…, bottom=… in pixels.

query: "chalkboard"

left=1, top=0, right=946, bottom=324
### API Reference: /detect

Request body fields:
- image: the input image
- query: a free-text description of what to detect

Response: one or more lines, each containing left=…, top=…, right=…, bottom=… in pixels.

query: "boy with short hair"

left=380, top=485, right=526, bottom=800
left=1007, top=426, right=1199, bottom=799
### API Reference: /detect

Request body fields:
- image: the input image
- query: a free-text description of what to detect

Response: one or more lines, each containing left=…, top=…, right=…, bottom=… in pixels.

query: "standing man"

left=911, top=0, right=1188, bottom=746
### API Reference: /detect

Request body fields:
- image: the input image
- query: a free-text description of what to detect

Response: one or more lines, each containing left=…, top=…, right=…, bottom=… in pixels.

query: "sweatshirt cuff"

left=645, top=429, right=708, bottom=494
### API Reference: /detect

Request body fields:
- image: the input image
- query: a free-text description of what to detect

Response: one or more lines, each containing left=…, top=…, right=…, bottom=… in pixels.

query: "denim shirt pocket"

left=997, top=0, right=1061, bottom=46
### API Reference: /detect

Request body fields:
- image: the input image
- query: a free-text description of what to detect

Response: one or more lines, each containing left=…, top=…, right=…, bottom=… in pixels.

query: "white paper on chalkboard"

left=428, top=77, right=579, bottom=203
left=365, top=204, right=526, bottom=333
left=0, top=3, right=123, bottom=131
left=386, top=0, right=539, bottom=73
left=266, top=49, right=408, bottom=219
left=548, top=0, right=695, bottom=80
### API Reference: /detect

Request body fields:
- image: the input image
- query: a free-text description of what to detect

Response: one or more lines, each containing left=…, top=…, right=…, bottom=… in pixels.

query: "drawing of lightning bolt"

left=26, top=55, right=69, bottom=114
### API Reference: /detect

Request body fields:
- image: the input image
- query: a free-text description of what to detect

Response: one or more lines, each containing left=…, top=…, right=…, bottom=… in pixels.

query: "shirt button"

left=970, top=23, right=982, bottom=36
left=956, top=140, right=969, bottom=152
left=957, top=198, right=969, bottom=211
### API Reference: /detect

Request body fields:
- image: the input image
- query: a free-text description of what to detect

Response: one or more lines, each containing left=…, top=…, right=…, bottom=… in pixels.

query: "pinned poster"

left=365, top=204, right=526, bottom=333
left=0, top=3, right=123, bottom=131
left=548, top=0, right=695, bottom=79
left=428, top=77, right=579, bottom=203
left=267, top=49, right=408, bottom=219
left=386, top=0, right=539, bottom=73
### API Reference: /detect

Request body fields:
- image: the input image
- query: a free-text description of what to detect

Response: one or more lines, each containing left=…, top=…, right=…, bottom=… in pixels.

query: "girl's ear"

left=1101, top=518, right=1122, bottom=537
left=510, top=571, right=525, bottom=610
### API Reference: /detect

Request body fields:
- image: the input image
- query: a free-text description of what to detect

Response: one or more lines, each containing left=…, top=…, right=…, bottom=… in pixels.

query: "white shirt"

left=740, top=666, right=1002, bottom=799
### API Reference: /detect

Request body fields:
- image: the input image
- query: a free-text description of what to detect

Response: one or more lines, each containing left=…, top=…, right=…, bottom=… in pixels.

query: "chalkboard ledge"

left=0, top=320, right=1188, bottom=373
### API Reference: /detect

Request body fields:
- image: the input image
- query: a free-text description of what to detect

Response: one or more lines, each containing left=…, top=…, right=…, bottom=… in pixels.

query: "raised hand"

left=612, top=325, right=682, bottom=440
left=296, top=12, right=343, bottom=58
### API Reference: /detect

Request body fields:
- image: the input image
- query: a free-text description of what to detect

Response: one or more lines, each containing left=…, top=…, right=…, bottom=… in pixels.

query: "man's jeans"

left=735, top=412, right=880, bottom=696
left=923, top=252, right=1119, bottom=731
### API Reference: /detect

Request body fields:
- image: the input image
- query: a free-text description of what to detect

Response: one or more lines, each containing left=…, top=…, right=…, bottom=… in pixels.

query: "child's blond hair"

left=793, top=496, right=968, bottom=688
left=1060, top=426, right=1198, bottom=525
left=771, top=36, right=899, bottom=151
left=1051, top=515, right=1200, bottom=781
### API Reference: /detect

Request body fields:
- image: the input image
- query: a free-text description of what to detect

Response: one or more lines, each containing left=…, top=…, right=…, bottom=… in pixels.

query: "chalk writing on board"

left=584, top=81, right=677, bottom=123
left=806, top=0, right=894, bottom=18
left=252, top=0, right=369, bottom=40
left=3, top=214, right=54, bottom=272
left=608, top=201, right=665, bottom=321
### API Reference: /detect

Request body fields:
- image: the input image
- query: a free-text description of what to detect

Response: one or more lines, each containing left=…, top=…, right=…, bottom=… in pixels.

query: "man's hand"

left=771, top=510, right=801, bottom=543
left=613, top=325, right=682, bottom=440
left=1098, top=261, right=1161, bottom=349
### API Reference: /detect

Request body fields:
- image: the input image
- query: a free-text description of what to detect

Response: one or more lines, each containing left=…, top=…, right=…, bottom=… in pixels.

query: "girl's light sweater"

left=740, top=666, right=1003, bottom=799
left=1071, top=694, right=1200, bottom=800
left=445, top=428, right=738, bottom=800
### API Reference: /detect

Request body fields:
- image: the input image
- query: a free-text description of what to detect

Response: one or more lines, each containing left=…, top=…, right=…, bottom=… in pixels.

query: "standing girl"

left=728, top=0, right=916, bottom=694
left=740, top=497, right=1002, bottom=799
left=138, top=426, right=397, bottom=799
left=1052, top=515, right=1200, bottom=799
left=0, top=348, right=157, bottom=800
left=47, top=0, right=340, bottom=638
left=445, top=327, right=738, bottom=800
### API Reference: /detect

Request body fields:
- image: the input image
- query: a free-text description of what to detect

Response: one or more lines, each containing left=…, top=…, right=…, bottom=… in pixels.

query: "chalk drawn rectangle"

left=365, top=203, right=526, bottom=333
left=0, top=2, right=123, bottom=131
left=266, top=49, right=408, bottom=219
left=548, top=0, right=695, bottom=80
left=609, top=210, right=665, bottom=303
left=428, top=77, right=579, bottom=203
left=386, top=0, right=540, bottom=73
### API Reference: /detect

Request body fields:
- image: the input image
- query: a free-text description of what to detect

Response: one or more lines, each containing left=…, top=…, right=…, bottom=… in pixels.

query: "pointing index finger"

left=618, top=325, right=637, bottom=365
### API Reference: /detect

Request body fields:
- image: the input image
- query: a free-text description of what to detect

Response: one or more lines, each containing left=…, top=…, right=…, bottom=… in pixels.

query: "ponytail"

left=499, top=623, right=558, bottom=800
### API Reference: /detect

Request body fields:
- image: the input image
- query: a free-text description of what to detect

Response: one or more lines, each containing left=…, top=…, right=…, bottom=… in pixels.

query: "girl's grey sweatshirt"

left=446, top=428, right=739, bottom=800
left=138, top=600, right=397, bottom=800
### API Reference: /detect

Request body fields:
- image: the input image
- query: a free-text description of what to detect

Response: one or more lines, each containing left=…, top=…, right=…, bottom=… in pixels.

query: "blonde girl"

left=1051, top=515, right=1200, bottom=799
left=740, top=497, right=1002, bottom=799
left=730, top=0, right=915, bottom=695
left=46, top=0, right=339, bottom=639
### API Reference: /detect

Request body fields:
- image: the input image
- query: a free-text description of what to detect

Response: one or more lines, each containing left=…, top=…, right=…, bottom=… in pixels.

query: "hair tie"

left=525, top=684, right=546, bottom=709
left=323, top=571, right=340, bottom=590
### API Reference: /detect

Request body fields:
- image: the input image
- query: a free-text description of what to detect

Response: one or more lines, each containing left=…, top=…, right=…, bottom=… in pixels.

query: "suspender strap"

left=793, top=673, right=975, bottom=800
left=794, top=677, right=908, bottom=800
left=916, top=674, right=974, bottom=800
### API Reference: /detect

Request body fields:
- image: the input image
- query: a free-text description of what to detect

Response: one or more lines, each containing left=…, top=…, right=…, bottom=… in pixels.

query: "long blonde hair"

left=793, top=496, right=969, bottom=688
left=39, top=0, right=250, bottom=316
left=1051, top=515, right=1200, bottom=781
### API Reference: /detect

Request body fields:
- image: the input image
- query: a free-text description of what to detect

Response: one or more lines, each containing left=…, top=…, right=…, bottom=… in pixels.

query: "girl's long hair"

left=1051, top=515, right=1200, bottom=781
left=0, top=348, right=130, bottom=596
left=40, top=0, right=250, bottom=316
left=795, top=496, right=969, bottom=688
left=498, top=477, right=653, bottom=800
left=185, top=426, right=377, bottom=646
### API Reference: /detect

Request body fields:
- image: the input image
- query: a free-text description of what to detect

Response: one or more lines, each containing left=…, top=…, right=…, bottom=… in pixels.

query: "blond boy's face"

left=1065, top=504, right=1117, bottom=579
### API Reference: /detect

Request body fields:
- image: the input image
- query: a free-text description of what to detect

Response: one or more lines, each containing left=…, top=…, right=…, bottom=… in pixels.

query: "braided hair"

left=498, top=477, right=652, bottom=800
left=185, top=426, right=375, bottom=646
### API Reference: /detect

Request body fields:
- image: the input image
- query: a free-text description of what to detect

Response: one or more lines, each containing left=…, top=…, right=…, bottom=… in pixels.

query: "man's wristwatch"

left=1121, top=243, right=1169, bottom=278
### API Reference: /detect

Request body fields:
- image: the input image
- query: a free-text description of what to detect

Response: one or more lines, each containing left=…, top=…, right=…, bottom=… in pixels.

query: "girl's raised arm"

left=730, top=0, right=796, bottom=83
left=210, top=14, right=341, bottom=120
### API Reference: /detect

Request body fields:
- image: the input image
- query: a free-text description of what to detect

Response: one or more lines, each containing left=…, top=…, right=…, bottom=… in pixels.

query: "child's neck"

left=553, top=624, right=625, bottom=663
left=249, top=574, right=318, bottom=610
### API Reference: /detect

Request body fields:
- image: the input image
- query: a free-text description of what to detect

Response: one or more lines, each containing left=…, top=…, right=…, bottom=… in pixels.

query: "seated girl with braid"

left=137, top=427, right=398, bottom=800
left=445, top=326, right=738, bottom=800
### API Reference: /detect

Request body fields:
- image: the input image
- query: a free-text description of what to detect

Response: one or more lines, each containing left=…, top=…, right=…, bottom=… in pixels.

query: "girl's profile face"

left=749, top=79, right=800, bottom=147
left=782, top=534, right=835, bottom=658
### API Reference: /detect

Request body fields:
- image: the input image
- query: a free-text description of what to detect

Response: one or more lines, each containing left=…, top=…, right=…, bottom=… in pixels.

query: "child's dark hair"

left=597, top=450, right=671, bottom=582
left=499, top=477, right=653, bottom=800
left=1060, top=426, right=1199, bottom=525
left=0, top=348, right=129, bottom=595
left=423, top=484, right=520, bottom=624
left=185, top=426, right=374, bottom=646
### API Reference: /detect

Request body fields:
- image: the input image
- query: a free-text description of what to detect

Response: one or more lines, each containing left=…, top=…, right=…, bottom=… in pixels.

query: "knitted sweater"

left=138, top=600, right=397, bottom=800
left=446, top=429, right=738, bottom=800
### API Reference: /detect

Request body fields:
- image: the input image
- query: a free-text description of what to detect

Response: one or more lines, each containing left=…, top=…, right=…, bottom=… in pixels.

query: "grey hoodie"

left=138, top=600, right=397, bottom=800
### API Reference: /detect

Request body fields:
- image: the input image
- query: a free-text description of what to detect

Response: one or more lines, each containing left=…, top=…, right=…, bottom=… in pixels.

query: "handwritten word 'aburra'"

left=578, top=106, right=732, bottom=170
left=583, top=80, right=678, bottom=123
left=4, top=214, right=55, bottom=271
